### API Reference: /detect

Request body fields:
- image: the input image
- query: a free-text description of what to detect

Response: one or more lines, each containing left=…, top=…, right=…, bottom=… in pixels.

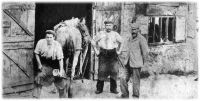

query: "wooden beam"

left=3, top=9, right=34, bottom=36
left=3, top=42, right=34, bottom=50
left=3, top=51, right=30, bottom=78
left=10, top=80, right=33, bottom=87
left=3, top=36, right=34, bottom=43
left=3, top=84, right=34, bottom=95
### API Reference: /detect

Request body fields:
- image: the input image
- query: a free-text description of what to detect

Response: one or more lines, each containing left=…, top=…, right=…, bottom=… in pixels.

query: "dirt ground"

left=3, top=74, right=198, bottom=99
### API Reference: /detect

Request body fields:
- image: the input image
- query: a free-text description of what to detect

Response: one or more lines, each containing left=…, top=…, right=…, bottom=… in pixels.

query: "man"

left=119, top=23, right=149, bottom=98
left=33, top=30, right=70, bottom=98
left=92, top=20, right=123, bottom=94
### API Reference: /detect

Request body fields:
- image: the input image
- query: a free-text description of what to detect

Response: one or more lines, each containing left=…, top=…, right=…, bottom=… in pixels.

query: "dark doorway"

left=34, top=3, right=92, bottom=79
left=35, top=3, right=92, bottom=43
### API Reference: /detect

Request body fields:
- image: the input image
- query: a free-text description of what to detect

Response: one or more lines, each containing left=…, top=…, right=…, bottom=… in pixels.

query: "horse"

left=54, top=17, right=90, bottom=80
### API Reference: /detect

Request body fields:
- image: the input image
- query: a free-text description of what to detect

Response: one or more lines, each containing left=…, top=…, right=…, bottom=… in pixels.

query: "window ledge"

left=148, top=41, right=186, bottom=47
left=148, top=41, right=173, bottom=46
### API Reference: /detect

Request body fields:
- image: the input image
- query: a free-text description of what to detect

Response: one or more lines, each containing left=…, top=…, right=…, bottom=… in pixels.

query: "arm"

left=55, top=42, right=65, bottom=77
left=116, top=33, right=124, bottom=54
left=91, top=40, right=100, bottom=55
left=139, top=35, right=149, bottom=64
left=59, top=59, right=64, bottom=71
left=91, top=32, right=102, bottom=55
left=34, top=40, right=43, bottom=70
left=59, top=58, right=65, bottom=77
left=35, top=54, right=42, bottom=70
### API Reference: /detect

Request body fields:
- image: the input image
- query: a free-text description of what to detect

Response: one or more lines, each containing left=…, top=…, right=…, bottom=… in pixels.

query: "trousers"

left=120, top=63, right=141, bottom=98
left=96, top=78, right=117, bottom=92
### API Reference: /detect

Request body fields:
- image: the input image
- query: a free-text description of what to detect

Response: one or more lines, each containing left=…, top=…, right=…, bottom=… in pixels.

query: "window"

left=148, top=16, right=176, bottom=44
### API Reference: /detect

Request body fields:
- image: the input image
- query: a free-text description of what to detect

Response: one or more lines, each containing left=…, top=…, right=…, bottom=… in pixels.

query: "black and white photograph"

left=1, top=0, right=199, bottom=99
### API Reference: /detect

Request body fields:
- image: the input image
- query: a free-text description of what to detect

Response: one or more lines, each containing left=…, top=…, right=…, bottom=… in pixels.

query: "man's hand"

left=116, top=50, right=122, bottom=55
left=91, top=40, right=100, bottom=56
left=96, top=50, right=100, bottom=56
left=38, top=65, right=43, bottom=71
left=90, top=40, right=96, bottom=46
left=59, top=69, right=65, bottom=77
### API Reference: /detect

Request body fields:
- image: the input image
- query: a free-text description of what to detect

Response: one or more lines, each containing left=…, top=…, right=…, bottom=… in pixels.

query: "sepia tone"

left=2, top=2, right=198, bottom=98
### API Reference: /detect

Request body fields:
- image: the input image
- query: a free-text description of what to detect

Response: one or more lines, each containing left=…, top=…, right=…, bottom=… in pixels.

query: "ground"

left=3, top=74, right=198, bottom=99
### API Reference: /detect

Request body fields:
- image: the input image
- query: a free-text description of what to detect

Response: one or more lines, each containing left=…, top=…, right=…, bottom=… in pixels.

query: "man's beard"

left=132, top=33, right=137, bottom=38
left=106, top=29, right=111, bottom=32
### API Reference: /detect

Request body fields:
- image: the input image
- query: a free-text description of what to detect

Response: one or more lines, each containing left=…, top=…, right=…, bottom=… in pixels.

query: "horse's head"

left=77, top=17, right=89, bottom=33
left=53, top=17, right=90, bottom=44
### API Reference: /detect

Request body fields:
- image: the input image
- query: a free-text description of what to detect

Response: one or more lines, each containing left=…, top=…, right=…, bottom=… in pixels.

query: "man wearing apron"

left=93, top=20, right=123, bottom=94
left=33, top=30, right=70, bottom=98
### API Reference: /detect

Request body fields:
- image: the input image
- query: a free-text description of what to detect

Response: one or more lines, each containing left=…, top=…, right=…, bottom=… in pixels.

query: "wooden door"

left=2, top=3, right=35, bottom=94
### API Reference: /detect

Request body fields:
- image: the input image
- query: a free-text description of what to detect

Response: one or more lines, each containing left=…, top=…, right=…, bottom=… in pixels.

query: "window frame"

left=147, top=15, right=177, bottom=46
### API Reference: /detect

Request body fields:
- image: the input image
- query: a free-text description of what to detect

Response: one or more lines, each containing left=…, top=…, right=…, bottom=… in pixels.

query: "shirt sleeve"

left=56, top=42, right=64, bottom=60
left=34, top=39, right=43, bottom=55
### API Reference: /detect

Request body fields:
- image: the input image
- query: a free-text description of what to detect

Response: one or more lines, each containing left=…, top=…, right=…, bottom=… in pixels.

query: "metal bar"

left=3, top=51, right=30, bottom=78
left=116, top=55, right=125, bottom=69
left=81, top=55, right=89, bottom=83
left=172, top=18, right=175, bottom=42
left=165, top=18, right=169, bottom=41
left=160, top=17, right=162, bottom=42
left=79, top=44, right=88, bottom=76
left=153, top=17, right=155, bottom=43
left=3, top=9, right=34, bottom=36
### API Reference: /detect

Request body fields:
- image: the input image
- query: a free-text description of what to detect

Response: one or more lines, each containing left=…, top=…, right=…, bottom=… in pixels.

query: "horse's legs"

left=65, top=58, right=69, bottom=75
left=79, top=51, right=83, bottom=75
left=71, top=50, right=81, bottom=79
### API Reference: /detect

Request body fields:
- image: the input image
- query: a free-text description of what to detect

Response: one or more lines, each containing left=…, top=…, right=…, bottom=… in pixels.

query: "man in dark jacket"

left=119, top=23, right=149, bottom=98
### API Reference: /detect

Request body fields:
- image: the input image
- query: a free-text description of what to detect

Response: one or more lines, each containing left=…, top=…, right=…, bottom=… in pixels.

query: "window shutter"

left=175, top=16, right=186, bottom=42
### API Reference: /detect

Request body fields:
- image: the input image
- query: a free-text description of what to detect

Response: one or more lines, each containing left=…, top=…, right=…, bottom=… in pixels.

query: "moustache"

left=132, top=32, right=137, bottom=35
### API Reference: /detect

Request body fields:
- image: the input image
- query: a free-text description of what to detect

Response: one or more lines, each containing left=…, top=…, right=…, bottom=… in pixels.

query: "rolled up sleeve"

left=34, top=40, right=43, bottom=55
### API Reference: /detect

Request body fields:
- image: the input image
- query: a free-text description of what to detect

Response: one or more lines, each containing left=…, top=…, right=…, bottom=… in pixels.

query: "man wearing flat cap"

left=92, top=19, right=123, bottom=94
left=33, top=30, right=70, bottom=98
left=119, top=23, right=149, bottom=98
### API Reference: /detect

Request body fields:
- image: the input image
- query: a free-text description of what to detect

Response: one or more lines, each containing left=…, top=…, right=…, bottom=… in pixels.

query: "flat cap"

left=104, top=20, right=114, bottom=24
left=45, top=30, right=56, bottom=36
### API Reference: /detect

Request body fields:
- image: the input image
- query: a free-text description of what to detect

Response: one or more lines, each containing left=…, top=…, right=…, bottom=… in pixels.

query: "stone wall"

left=120, top=3, right=198, bottom=74
left=144, top=3, right=198, bottom=74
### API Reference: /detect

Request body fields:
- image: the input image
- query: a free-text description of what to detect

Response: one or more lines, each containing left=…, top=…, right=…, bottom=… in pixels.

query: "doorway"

left=35, top=3, right=93, bottom=79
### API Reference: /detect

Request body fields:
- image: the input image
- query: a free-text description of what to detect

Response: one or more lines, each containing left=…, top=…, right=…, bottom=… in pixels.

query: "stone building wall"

left=120, top=3, right=198, bottom=75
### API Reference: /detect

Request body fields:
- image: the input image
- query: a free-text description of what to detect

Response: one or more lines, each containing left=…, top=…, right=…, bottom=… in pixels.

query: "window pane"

left=148, top=16, right=176, bottom=44
left=168, top=18, right=174, bottom=41
left=162, top=18, right=166, bottom=41
left=154, top=17, right=160, bottom=42
left=148, top=17, right=154, bottom=43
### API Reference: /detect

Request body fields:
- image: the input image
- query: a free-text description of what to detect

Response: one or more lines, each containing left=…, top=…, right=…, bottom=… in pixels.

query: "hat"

left=104, top=15, right=114, bottom=24
left=45, top=30, right=56, bottom=36
left=131, top=23, right=140, bottom=29
left=104, top=20, right=114, bottom=24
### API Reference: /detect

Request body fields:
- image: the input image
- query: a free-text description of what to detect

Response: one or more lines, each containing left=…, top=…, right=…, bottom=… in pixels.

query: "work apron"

left=98, top=48, right=119, bottom=81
